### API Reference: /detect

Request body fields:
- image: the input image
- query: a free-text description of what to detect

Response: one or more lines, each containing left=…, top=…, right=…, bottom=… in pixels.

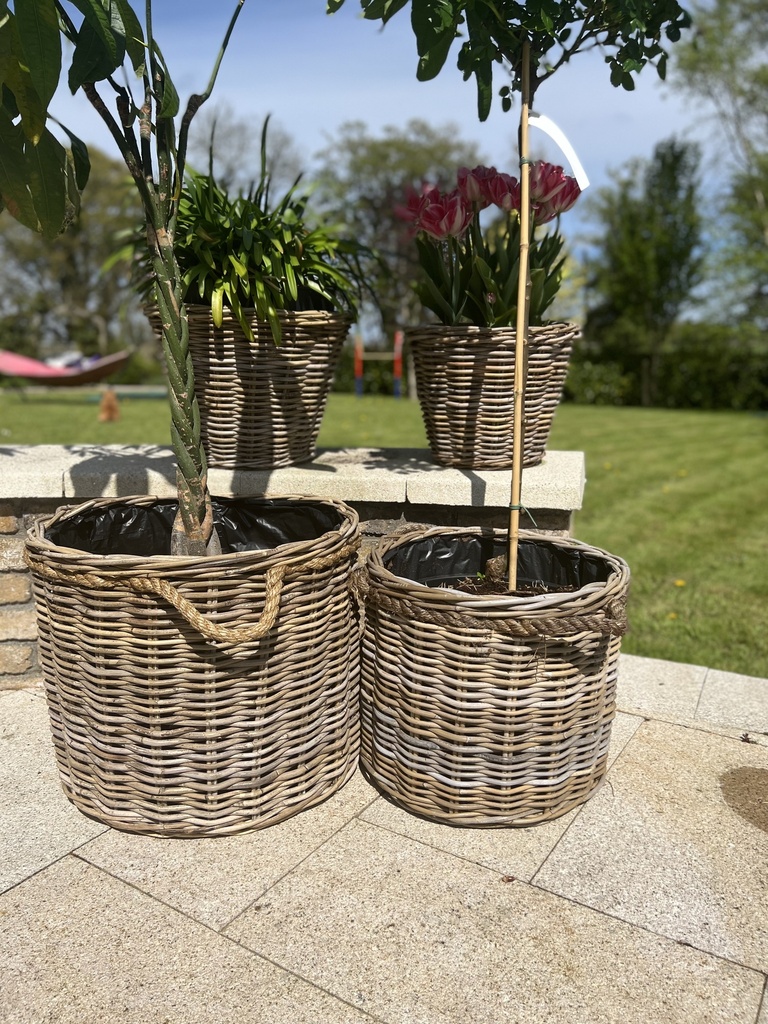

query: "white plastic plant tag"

left=529, top=112, right=590, bottom=191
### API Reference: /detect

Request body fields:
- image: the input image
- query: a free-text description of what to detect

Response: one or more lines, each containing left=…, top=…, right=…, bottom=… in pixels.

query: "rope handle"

left=24, top=541, right=358, bottom=645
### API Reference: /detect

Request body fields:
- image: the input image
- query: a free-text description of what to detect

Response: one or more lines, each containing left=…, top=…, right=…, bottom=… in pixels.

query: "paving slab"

left=63, top=444, right=177, bottom=499
left=534, top=719, right=768, bottom=972
left=360, top=711, right=643, bottom=880
left=617, top=652, right=707, bottom=721
left=0, top=856, right=375, bottom=1024
left=225, top=818, right=763, bottom=1024
left=0, top=691, right=106, bottom=893
left=78, top=771, right=378, bottom=931
left=697, top=668, right=768, bottom=734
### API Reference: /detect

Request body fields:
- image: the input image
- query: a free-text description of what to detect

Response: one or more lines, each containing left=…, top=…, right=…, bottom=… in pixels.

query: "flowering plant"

left=399, top=162, right=580, bottom=327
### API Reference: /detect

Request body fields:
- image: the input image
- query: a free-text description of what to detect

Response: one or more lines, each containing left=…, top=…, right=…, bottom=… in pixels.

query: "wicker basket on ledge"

left=407, top=321, right=577, bottom=469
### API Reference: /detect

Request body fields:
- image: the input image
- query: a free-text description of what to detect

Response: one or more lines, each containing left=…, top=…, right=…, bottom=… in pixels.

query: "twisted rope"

left=25, top=541, right=358, bottom=645
left=363, top=583, right=628, bottom=639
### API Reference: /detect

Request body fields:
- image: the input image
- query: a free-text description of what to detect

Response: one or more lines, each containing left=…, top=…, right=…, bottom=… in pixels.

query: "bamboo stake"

left=508, top=39, right=532, bottom=591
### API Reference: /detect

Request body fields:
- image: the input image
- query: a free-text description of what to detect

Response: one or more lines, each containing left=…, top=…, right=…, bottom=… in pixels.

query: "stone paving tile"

left=360, top=712, right=643, bottom=880
left=78, top=771, right=378, bottom=931
left=534, top=719, right=768, bottom=972
left=0, top=856, right=376, bottom=1024
left=225, top=818, right=763, bottom=1024
left=0, top=691, right=106, bottom=894
left=697, top=668, right=768, bottom=734
left=617, top=653, right=706, bottom=721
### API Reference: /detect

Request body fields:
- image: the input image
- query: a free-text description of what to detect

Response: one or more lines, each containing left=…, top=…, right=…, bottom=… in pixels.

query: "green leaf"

left=0, top=16, right=47, bottom=142
left=69, top=18, right=117, bottom=90
left=0, top=108, right=39, bottom=230
left=26, top=127, right=67, bottom=239
left=14, top=0, right=61, bottom=108
left=151, top=40, right=179, bottom=119
left=326, top=0, right=346, bottom=11
left=52, top=119, right=91, bottom=190
left=114, top=0, right=146, bottom=76
left=68, top=0, right=125, bottom=73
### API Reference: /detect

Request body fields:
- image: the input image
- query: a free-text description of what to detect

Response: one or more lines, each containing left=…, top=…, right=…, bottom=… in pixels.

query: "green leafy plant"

left=159, top=122, right=370, bottom=345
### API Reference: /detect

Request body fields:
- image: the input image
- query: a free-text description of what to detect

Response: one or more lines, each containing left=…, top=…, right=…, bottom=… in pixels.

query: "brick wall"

left=0, top=504, right=43, bottom=690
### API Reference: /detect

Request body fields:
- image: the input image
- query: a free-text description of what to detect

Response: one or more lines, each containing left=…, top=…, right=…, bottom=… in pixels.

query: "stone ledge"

left=0, top=445, right=584, bottom=513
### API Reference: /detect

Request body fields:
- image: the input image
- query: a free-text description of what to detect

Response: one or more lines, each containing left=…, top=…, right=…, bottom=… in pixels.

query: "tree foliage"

left=673, top=0, right=768, bottom=325
left=583, top=138, right=703, bottom=406
left=327, top=0, right=692, bottom=116
left=314, top=118, right=483, bottom=339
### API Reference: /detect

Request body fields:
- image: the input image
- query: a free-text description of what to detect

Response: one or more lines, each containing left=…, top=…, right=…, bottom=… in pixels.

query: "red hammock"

left=0, top=350, right=130, bottom=387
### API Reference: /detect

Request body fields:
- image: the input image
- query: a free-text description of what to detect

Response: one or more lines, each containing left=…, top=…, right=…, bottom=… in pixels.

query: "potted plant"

left=398, top=159, right=582, bottom=468
left=4, top=1, right=361, bottom=836
left=136, top=119, right=372, bottom=468
left=330, top=0, right=690, bottom=826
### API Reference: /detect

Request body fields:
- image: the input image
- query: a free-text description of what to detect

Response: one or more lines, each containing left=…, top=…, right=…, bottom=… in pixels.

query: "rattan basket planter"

left=407, top=322, right=578, bottom=469
left=150, top=306, right=351, bottom=469
left=360, top=527, right=630, bottom=827
left=25, top=494, right=361, bottom=837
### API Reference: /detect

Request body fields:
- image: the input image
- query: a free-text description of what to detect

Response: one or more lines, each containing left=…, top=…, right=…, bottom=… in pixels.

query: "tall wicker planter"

left=407, top=322, right=577, bottom=469
left=25, top=495, right=361, bottom=837
left=150, top=306, right=351, bottom=469
left=360, top=527, right=630, bottom=827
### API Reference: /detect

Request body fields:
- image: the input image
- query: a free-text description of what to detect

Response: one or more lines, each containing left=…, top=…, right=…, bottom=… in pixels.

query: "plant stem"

left=508, top=38, right=532, bottom=591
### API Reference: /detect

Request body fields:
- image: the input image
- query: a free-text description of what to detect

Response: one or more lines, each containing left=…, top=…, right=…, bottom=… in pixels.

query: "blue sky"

left=52, top=1, right=712, bottom=212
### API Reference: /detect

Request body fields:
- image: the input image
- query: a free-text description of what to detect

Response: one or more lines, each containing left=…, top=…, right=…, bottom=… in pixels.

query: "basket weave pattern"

left=159, top=306, right=351, bottom=469
left=408, top=322, right=577, bottom=468
left=26, top=495, right=361, bottom=837
left=360, top=528, right=630, bottom=827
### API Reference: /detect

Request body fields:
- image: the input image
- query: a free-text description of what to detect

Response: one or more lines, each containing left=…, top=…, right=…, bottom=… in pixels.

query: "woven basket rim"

left=366, top=526, right=630, bottom=617
left=404, top=321, right=580, bottom=339
left=26, top=493, right=359, bottom=573
left=178, top=305, right=354, bottom=326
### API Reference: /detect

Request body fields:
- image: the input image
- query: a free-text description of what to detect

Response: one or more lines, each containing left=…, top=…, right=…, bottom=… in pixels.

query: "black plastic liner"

left=385, top=532, right=614, bottom=591
left=46, top=498, right=344, bottom=557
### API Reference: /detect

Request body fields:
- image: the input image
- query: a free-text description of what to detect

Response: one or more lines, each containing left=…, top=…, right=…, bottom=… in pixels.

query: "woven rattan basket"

left=359, top=527, right=630, bottom=827
left=407, top=322, right=577, bottom=469
left=25, top=495, right=361, bottom=837
left=150, top=306, right=351, bottom=469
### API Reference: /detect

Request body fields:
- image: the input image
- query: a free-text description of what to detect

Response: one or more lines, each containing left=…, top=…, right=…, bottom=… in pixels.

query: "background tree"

left=673, top=0, right=768, bottom=326
left=314, top=118, right=484, bottom=342
left=187, top=102, right=303, bottom=197
left=583, top=138, right=704, bottom=406
left=0, top=148, right=151, bottom=361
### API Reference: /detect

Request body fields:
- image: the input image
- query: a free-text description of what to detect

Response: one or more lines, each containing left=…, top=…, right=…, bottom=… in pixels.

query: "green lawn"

left=2, top=388, right=766, bottom=678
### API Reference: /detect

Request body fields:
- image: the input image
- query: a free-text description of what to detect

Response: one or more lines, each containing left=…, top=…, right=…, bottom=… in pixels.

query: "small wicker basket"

left=407, top=322, right=577, bottom=469
left=360, top=527, right=630, bottom=827
left=25, top=495, right=361, bottom=837
left=150, top=306, right=351, bottom=469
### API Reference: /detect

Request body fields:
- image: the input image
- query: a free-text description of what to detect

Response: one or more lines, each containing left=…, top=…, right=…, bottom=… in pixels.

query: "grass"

left=2, top=387, right=766, bottom=678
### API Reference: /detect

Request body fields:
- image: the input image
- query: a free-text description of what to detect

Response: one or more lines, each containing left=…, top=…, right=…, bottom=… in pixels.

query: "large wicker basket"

left=151, top=306, right=351, bottom=469
left=360, top=527, right=630, bottom=827
left=25, top=495, right=361, bottom=837
left=407, top=322, right=577, bottom=468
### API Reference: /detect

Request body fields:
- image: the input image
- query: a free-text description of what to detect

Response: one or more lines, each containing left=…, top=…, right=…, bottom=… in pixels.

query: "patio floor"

left=2, top=652, right=767, bottom=1024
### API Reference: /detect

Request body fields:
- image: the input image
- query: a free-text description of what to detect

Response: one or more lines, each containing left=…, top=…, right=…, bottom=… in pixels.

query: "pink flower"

left=528, top=161, right=581, bottom=224
left=457, top=165, right=498, bottom=208
left=483, top=171, right=520, bottom=213
left=395, top=181, right=441, bottom=227
left=416, top=188, right=474, bottom=240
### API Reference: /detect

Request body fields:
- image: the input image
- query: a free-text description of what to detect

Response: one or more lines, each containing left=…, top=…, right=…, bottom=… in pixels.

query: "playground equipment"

left=354, top=331, right=404, bottom=397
